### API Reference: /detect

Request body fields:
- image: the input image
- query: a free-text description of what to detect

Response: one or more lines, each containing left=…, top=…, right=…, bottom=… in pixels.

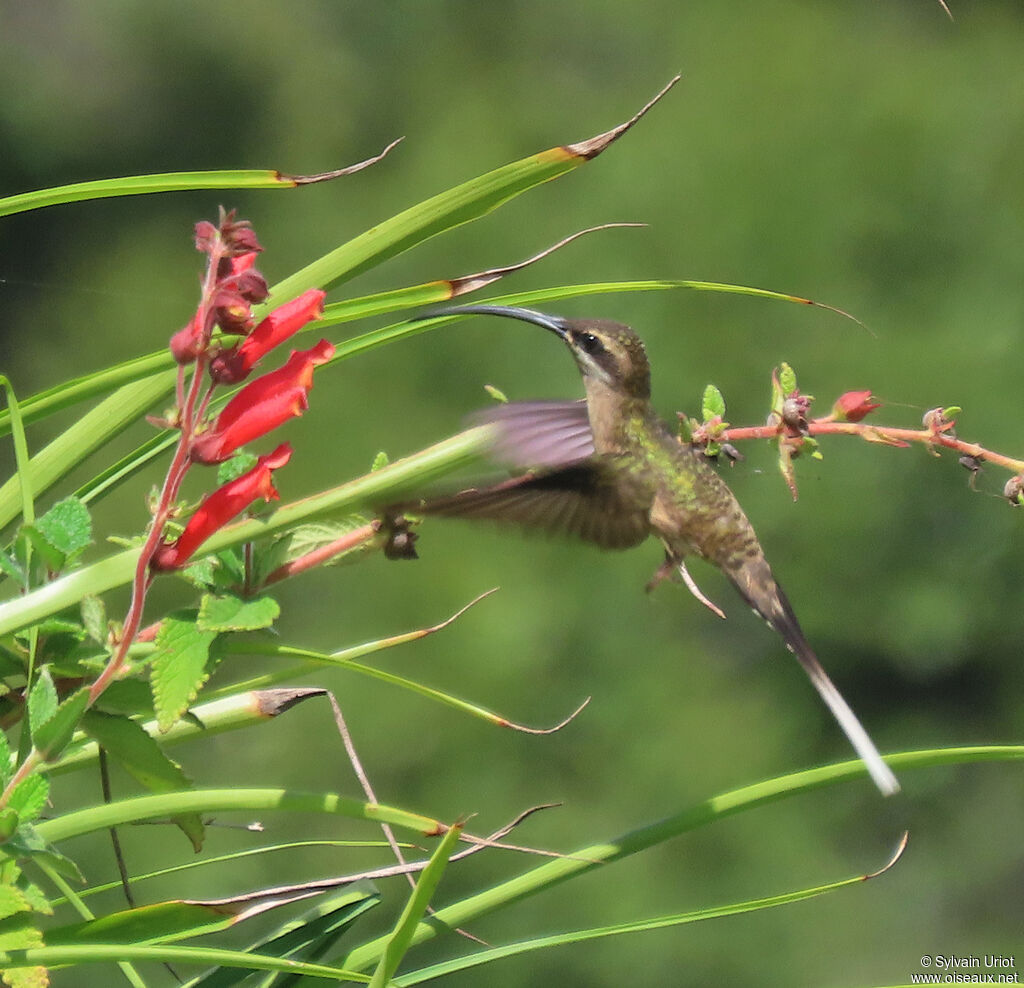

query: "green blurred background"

left=2, top=1, right=1023, bottom=984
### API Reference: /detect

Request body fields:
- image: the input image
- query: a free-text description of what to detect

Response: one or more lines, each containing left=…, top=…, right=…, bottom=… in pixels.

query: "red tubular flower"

left=191, top=339, right=335, bottom=464
left=833, top=390, right=881, bottom=422
left=169, top=306, right=208, bottom=364
left=210, top=289, right=326, bottom=384
left=151, top=443, right=292, bottom=571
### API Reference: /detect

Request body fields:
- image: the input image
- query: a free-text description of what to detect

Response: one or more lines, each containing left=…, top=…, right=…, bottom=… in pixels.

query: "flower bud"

left=833, top=390, right=881, bottom=422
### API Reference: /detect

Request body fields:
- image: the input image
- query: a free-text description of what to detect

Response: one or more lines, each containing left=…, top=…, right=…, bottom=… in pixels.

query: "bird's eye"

left=577, top=332, right=604, bottom=355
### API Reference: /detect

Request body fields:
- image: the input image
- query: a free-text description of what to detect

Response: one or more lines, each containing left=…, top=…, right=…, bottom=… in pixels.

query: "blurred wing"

left=414, top=459, right=651, bottom=550
left=472, top=400, right=595, bottom=469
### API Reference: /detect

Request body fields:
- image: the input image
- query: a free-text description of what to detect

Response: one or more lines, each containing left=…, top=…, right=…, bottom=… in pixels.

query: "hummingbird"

left=394, top=304, right=899, bottom=796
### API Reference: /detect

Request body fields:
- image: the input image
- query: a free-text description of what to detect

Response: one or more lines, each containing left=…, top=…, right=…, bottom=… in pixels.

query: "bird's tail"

left=731, top=558, right=900, bottom=796
left=784, top=628, right=900, bottom=796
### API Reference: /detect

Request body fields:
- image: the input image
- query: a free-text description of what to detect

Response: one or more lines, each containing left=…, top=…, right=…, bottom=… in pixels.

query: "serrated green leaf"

left=7, top=777, right=48, bottom=827
left=216, top=452, right=258, bottom=487
left=79, top=595, right=106, bottom=646
left=701, top=384, right=726, bottom=421
left=198, top=595, right=280, bottom=633
left=33, top=688, right=89, bottom=762
left=0, top=885, right=32, bottom=923
left=0, top=913, right=46, bottom=988
left=779, top=361, right=798, bottom=395
left=25, top=670, right=57, bottom=739
left=0, top=963, right=48, bottom=988
left=179, top=557, right=218, bottom=589
left=13, top=881, right=49, bottom=917
left=34, top=497, right=91, bottom=561
left=17, top=526, right=64, bottom=575
left=370, top=451, right=389, bottom=472
left=151, top=614, right=219, bottom=732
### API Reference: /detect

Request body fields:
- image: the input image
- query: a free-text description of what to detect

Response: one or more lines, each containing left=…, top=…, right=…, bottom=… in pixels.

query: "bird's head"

left=418, top=305, right=651, bottom=399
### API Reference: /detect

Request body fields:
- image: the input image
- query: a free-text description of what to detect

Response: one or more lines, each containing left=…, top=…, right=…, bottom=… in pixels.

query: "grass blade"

left=0, top=144, right=401, bottom=218
left=0, top=943, right=370, bottom=982
left=394, top=838, right=907, bottom=984
left=340, top=745, right=1024, bottom=970
left=31, top=787, right=445, bottom=846
left=368, top=823, right=462, bottom=988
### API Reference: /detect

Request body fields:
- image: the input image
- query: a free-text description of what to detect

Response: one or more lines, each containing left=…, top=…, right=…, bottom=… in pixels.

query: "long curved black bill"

left=413, top=304, right=569, bottom=338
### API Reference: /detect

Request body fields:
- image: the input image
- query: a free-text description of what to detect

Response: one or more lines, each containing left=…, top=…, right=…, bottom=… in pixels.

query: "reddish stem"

left=86, top=244, right=229, bottom=706
left=262, top=523, right=378, bottom=586
left=718, top=417, right=1024, bottom=475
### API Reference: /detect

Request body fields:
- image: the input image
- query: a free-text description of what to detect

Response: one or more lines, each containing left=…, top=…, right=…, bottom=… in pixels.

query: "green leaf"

left=197, top=594, right=280, bottom=633
left=151, top=613, right=220, bottom=732
left=216, top=452, right=258, bottom=486
left=25, top=669, right=57, bottom=739
left=0, top=168, right=346, bottom=219
left=368, top=823, right=462, bottom=988
left=211, top=885, right=380, bottom=986
left=13, top=881, right=49, bottom=917
left=16, top=526, right=64, bottom=575
left=7, top=776, right=48, bottom=827
left=2, top=825, right=85, bottom=883
left=81, top=712, right=191, bottom=793
left=0, top=913, right=46, bottom=988
left=79, top=595, right=107, bottom=645
left=33, top=687, right=90, bottom=762
left=701, top=384, right=726, bottom=421
left=0, top=885, right=33, bottom=923
left=79, top=712, right=207, bottom=851
left=779, top=361, right=798, bottom=395
left=34, top=497, right=92, bottom=561
left=0, top=810, right=19, bottom=842
left=0, top=552, right=26, bottom=586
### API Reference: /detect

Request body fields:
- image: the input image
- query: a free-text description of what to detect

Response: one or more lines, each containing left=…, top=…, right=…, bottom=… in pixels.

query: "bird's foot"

left=676, top=560, right=727, bottom=620
left=645, top=555, right=679, bottom=593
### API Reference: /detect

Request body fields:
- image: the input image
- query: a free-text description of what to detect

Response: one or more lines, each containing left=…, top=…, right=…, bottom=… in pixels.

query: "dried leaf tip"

left=282, top=137, right=404, bottom=185
left=564, top=74, right=681, bottom=160
left=448, top=222, right=646, bottom=296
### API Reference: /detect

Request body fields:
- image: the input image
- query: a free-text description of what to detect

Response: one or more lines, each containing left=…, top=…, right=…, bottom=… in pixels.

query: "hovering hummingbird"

left=394, top=304, right=899, bottom=796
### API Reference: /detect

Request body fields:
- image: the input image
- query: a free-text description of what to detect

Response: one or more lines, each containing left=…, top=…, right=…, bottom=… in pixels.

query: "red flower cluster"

left=191, top=339, right=335, bottom=464
left=152, top=211, right=333, bottom=572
